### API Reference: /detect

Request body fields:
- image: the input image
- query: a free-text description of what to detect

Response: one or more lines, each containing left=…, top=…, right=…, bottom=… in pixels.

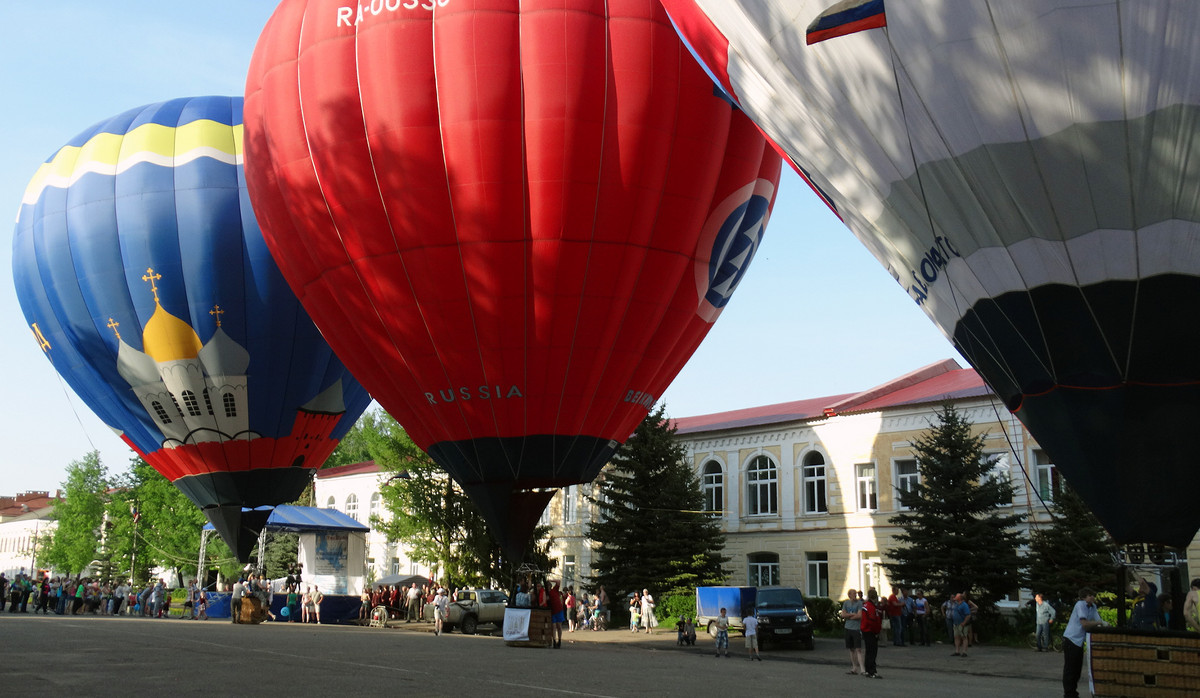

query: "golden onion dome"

left=142, top=302, right=202, bottom=362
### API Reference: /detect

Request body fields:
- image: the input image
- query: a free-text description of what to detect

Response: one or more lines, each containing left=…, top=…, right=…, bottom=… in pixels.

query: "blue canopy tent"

left=201, top=505, right=370, bottom=623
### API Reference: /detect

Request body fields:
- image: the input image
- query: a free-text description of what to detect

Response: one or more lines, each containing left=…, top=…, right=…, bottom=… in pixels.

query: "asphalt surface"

left=1, top=612, right=1082, bottom=696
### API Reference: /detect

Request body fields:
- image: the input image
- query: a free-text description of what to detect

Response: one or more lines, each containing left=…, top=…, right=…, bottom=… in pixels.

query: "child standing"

left=714, top=607, right=730, bottom=657
left=743, top=611, right=762, bottom=661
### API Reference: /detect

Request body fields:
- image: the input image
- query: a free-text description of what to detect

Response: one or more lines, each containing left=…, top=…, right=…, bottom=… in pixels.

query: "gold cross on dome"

left=106, top=317, right=121, bottom=340
left=141, top=268, right=162, bottom=303
left=209, top=305, right=224, bottom=328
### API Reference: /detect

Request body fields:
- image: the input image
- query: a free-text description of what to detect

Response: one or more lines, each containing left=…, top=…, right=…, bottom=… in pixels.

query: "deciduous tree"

left=350, top=410, right=553, bottom=587
left=39, top=452, right=108, bottom=575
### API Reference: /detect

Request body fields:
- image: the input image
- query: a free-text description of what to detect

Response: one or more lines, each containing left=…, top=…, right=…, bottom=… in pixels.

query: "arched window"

left=202, top=388, right=215, bottom=415
left=748, top=552, right=780, bottom=586
left=151, top=400, right=172, bottom=424
left=746, top=455, right=778, bottom=516
left=345, top=493, right=359, bottom=521
left=801, top=451, right=827, bottom=514
left=326, top=496, right=336, bottom=508
left=369, top=492, right=381, bottom=521
left=702, top=461, right=723, bottom=513
left=182, top=390, right=201, bottom=416
left=222, top=393, right=237, bottom=417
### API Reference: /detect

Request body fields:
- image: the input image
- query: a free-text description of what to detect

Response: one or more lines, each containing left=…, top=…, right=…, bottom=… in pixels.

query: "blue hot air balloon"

left=12, top=96, right=371, bottom=560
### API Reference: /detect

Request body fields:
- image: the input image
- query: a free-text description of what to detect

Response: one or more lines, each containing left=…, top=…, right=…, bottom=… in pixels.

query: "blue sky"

left=0, top=2, right=959, bottom=494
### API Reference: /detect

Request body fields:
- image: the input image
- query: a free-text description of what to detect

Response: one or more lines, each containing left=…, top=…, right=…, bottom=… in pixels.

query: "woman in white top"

left=640, top=588, right=658, bottom=634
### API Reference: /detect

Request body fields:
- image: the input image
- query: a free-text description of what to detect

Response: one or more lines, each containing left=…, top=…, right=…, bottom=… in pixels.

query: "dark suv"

left=753, top=586, right=815, bottom=649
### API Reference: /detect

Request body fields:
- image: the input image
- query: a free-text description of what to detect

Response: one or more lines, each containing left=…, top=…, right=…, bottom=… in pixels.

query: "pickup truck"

left=427, top=588, right=509, bottom=635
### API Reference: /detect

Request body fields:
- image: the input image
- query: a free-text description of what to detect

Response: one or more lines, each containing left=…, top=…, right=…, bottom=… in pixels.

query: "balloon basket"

left=237, top=596, right=270, bottom=625
left=1088, top=627, right=1200, bottom=697
left=504, top=608, right=553, bottom=648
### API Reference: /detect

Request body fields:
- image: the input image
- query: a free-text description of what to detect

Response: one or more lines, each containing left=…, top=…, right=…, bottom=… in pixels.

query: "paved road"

left=2, top=614, right=1083, bottom=696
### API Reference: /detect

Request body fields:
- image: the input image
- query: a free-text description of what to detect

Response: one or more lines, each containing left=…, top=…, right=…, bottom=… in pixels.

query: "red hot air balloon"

left=243, top=0, right=781, bottom=558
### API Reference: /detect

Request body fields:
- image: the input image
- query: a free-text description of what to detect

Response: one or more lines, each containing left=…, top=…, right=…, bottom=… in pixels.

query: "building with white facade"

left=543, top=359, right=1200, bottom=602
left=0, top=491, right=58, bottom=577
left=313, top=461, right=431, bottom=583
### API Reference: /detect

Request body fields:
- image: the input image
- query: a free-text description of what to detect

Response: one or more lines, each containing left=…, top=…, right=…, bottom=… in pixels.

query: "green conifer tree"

left=587, top=405, right=728, bottom=598
left=1026, top=482, right=1115, bottom=609
left=884, top=405, right=1025, bottom=609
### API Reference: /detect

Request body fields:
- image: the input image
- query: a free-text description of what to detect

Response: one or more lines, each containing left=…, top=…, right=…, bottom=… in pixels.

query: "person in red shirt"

left=548, top=580, right=565, bottom=649
left=886, top=586, right=906, bottom=646
left=861, top=588, right=884, bottom=679
left=565, top=587, right=577, bottom=632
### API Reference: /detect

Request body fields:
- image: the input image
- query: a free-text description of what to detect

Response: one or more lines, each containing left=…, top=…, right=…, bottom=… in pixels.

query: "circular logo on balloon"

left=695, top=178, right=774, bottom=323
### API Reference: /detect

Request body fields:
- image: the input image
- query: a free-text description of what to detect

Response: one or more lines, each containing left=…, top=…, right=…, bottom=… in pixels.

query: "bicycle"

left=1026, top=630, right=1063, bottom=652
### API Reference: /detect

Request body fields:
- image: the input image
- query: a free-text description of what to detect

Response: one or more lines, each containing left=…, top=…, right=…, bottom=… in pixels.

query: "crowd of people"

left=358, top=581, right=444, bottom=623
left=0, top=562, right=338, bottom=624
left=0, top=571, right=149, bottom=616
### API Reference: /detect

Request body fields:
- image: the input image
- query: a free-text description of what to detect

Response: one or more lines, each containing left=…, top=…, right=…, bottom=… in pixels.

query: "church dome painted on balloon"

left=12, top=95, right=371, bottom=559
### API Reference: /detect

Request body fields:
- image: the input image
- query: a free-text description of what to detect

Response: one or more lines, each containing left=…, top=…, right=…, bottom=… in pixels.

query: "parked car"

left=753, top=586, right=815, bottom=650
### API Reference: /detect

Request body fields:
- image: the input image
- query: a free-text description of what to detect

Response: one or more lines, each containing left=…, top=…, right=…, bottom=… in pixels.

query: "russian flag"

left=806, top=0, right=887, bottom=45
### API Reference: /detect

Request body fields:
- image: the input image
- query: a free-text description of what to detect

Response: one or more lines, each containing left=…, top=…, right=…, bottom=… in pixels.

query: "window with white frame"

left=702, top=461, right=724, bottom=514
left=801, top=451, right=827, bottom=514
left=985, top=453, right=1014, bottom=506
left=806, top=552, right=829, bottom=597
left=325, top=496, right=335, bottom=508
left=563, top=554, right=576, bottom=589
left=746, top=455, right=778, bottom=516
left=369, top=492, right=381, bottom=522
left=1034, top=449, right=1060, bottom=502
left=562, top=485, right=578, bottom=524
left=345, top=493, right=359, bottom=521
left=856, top=463, right=878, bottom=511
left=748, top=552, right=780, bottom=587
left=894, top=458, right=919, bottom=508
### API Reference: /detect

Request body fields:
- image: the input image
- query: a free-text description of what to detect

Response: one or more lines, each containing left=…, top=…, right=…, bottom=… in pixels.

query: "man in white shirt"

left=1063, top=588, right=1104, bottom=698
left=406, top=583, right=421, bottom=622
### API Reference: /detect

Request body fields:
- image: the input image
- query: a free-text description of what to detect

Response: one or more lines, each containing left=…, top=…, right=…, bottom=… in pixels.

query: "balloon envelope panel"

left=244, top=0, right=780, bottom=554
left=13, top=96, right=371, bottom=554
left=662, top=0, right=1200, bottom=546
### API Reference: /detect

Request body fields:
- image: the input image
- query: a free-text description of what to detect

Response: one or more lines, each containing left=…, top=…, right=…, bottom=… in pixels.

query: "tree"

left=884, top=404, right=1025, bottom=609
left=1026, top=483, right=1115, bottom=608
left=356, top=409, right=553, bottom=587
left=587, top=405, right=728, bottom=599
left=38, top=452, right=109, bottom=575
left=104, top=456, right=240, bottom=586
left=323, top=414, right=374, bottom=468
